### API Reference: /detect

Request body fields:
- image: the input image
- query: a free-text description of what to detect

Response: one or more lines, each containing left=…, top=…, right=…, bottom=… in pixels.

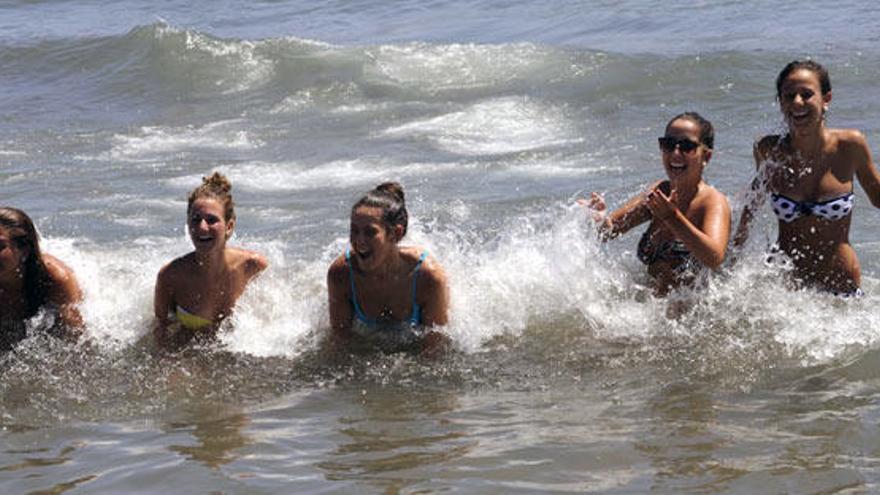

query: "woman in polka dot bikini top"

left=734, top=60, right=880, bottom=296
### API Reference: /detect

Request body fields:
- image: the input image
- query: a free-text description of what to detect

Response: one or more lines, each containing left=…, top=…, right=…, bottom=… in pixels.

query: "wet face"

left=779, top=68, right=830, bottom=133
left=0, top=227, right=27, bottom=281
left=188, top=197, right=233, bottom=253
left=350, top=206, right=399, bottom=271
left=659, top=118, right=709, bottom=182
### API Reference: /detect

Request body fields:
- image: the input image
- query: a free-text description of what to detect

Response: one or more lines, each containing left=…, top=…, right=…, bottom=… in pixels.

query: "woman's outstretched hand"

left=578, top=192, right=607, bottom=223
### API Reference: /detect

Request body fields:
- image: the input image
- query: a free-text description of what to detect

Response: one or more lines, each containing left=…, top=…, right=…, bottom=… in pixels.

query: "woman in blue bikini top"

left=583, top=112, right=731, bottom=296
left=734, top=60, right=880, bottom=296
left=327, top=182, right=449, bottom=352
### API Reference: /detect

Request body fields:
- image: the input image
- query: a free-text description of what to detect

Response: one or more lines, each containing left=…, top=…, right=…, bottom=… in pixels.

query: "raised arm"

left=583, top=183, right=658, bottom=241
left=647, top=188, right=731, bottom=268
left=733, top=140, right=771, bottom=248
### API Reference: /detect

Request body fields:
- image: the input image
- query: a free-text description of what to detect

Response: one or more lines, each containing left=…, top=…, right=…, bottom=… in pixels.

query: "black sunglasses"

left=658, top=136, right=701, bottom=153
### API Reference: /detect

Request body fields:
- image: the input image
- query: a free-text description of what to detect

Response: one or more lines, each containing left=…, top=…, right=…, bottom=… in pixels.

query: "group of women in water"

left=1, top=60, right=878, bottom=353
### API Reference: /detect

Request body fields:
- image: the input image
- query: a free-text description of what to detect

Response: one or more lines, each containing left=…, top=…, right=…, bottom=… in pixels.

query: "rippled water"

left=3, top=0, right=880, bottom=493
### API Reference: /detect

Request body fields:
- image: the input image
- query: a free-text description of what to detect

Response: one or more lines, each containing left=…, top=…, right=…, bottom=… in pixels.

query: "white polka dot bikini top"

left=770, top=191, right=854, bottom=223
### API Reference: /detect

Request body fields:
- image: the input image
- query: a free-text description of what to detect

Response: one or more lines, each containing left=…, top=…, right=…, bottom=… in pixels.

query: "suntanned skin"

left=0, top=233, right=83, bottom=340
left=327, top=206, right=449, bottom=355
left=582, top=118, right=731, bottom=295
left=734, top=68, right=880, bottom=293
left=153, top=197, right=267, bottom=350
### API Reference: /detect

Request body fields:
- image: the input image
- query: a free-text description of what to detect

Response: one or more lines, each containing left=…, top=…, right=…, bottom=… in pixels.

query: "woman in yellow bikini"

left=153, top=172, right=268, bottom=350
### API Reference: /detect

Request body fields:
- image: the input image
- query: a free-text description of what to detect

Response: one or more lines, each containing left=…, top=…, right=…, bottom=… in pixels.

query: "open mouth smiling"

left=789, top=109, right=811, bottom=124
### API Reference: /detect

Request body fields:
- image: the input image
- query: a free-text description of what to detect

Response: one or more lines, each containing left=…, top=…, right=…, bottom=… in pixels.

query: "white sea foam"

left=383, top=96, right=582, bottom=155
left=165, top=159, right=469, bottom=193
left=269, top=90, right=315, bottom=114
left=108, top=121, right=262, bottom=161
left=42, top=236, right=181, bottom=348
left=269, top=82, right=362, bottom=114
left=37, top=197, right=880, bottom=364
left=367, top=42, right=555, bottom=92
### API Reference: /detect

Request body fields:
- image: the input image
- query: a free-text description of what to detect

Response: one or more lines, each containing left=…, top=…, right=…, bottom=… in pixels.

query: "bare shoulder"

left=43, top=253, right=75, bottom=280
left=700, top=184, right=730, bottom=212
left=414, top=251, right=448, bottom=289
left=701, top=184, right=729, bottom=205
left=158, top=252, right=194, bottom=281
left=327, top=254, right=349, bottom=286
left=832, top=128, right=869, bottom=154
left=755, top=134, right=782, bottom=159
left=42, top=253, right=82, bottom=301
left=832, top=128, right=867, bottom=145
left=229, top=247, right=268, bottom=277
left=829, top=129, right=872, bottom=169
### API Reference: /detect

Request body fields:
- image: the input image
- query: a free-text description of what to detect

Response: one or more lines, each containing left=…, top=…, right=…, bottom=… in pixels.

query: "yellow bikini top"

left=175, top=305, right=214, bottom=331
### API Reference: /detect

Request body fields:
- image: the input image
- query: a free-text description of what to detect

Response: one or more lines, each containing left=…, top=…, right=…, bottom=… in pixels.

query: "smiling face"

left=349, top=206, right=401, bottom=271
left=0, top=227, right=26, bottom=281
left=779, top=68, right=831, bottom=134
left=660, top=118, right=709, bottom=183
left=188, top=197, right=233, bottom=253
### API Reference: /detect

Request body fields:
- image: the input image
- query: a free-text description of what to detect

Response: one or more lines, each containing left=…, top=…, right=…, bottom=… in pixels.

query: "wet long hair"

left=352, top=182, right=408, bottom=239
left=0, top=207, right=52, bottom=317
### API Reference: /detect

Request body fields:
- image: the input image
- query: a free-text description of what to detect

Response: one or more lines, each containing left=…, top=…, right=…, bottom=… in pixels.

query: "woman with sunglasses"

left=734, top=60, right=880, bottom=297
left=585, top=112, right=731, bottom=295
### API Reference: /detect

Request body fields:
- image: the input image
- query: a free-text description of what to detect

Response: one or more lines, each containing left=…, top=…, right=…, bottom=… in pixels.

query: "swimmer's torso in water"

left=346, top=249, right=429, bottom=348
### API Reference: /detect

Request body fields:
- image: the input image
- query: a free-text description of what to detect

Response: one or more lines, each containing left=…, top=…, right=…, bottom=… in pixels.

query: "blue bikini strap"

left=345, top=249, right=429, bottom=325
left=411, top=250, right=428, bottom=297
left=410, top=251, right=428, bottom=320
left=345, top=249, right=373, bottom=324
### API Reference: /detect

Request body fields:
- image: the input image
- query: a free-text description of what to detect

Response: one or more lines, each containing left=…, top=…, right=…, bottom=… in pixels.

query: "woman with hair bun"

left=327, top=182, right=449, bottom=353
left=153, top=172, right=268, bottom=350
left=0, top=207, right=83, bottom=350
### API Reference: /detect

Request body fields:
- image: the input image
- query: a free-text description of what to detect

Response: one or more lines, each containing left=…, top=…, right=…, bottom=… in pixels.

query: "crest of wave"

left=148, top=22, right=274, bottom=95
left=364, top=42, right=604, bottom=95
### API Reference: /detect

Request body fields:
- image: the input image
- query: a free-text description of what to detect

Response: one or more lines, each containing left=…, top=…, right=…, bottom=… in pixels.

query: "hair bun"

left=375, top=182, right=405, bottom=203
left=203, top=171, right=232, bottom=195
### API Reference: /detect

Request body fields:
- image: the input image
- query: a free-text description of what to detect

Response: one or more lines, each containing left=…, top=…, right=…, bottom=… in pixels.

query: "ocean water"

left=3, top=0, right=880, bottom=493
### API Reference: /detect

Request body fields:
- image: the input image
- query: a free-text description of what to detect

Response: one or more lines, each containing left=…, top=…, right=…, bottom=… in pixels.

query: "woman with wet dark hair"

left=0, top=207, right=82, bottom=349
left=584, top=112, right=731, bottom=295
left=327, top=182, right=449, bottom=353
left=734, top=60, right=880, bottom=296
